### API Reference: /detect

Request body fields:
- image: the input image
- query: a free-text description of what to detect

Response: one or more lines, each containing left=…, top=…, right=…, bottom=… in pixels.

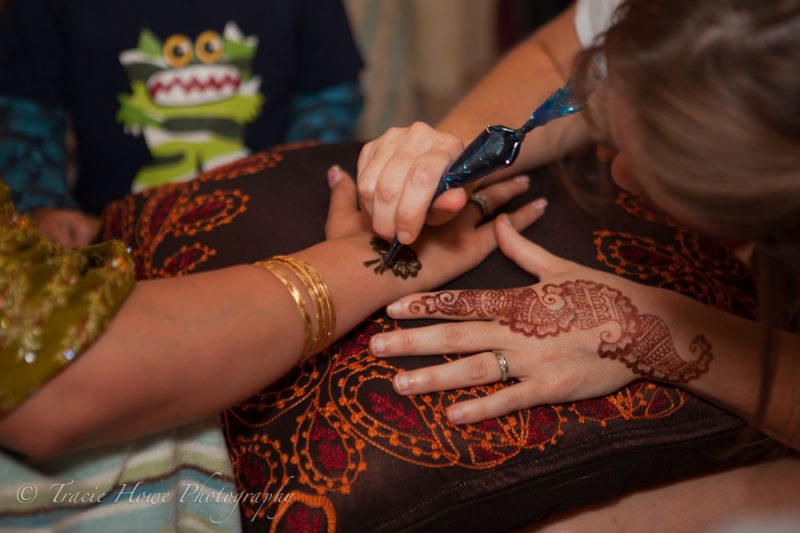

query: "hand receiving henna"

left=369, top=216, right=714, bottom=425
left=325, top=164, right=548, bottom=291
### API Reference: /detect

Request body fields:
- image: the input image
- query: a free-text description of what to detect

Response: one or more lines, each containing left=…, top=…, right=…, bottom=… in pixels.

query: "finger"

left=356, top=139, right=377, bottom=179
left=494, top=212, right=573, bottom=279
left=370, top=153, right=415, bottom=240
left=461, top=175, right=530, bottom=226
left=390, top=351, right=510, bottom=396
left=426, top=189, right=468, bottom=226
left=394, top=138, right=462, bottom=243
left=357, top=133, right=401, bottom=218
left=466, top=195, right=548, bottom=262
left=387, top=289, right=507, bottom=321
left=369, top=321, right=506, bottom=358
left=446, top=381, right=551, bottom=424
left=325, top=165, right=358, bottom=239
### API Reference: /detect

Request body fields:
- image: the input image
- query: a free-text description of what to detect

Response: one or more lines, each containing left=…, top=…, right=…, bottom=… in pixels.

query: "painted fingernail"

left=394, top=374, right=409, bottom=393
left=397, top=231, right=413, bottom=244
left=532, top=197, right=548, bottom=211
left=448, top=407, right=465, bottom=424
left=386, top=301, right=403, bottom=315
left=514, top=175, right=530, bottom=186
left=327, top=164, right=342, bottom=185
left=501, top=213, right=513, bottom=225
left=371, top=336, right=385, bottom=356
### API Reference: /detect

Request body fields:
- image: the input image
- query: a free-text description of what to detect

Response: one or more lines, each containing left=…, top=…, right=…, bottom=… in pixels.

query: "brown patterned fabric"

left=102, top=142, right=774, bottom=533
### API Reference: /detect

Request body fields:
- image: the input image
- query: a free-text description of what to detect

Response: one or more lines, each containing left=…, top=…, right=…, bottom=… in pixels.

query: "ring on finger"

left=493, top=349, right=510, bottom=382
left=469, top=193, right=492, bottom=217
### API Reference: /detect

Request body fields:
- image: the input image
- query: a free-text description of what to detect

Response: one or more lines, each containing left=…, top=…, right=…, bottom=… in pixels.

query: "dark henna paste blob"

left=409, top=280, right=712, bottom=383
left=363, top=237, right=422, bottom=279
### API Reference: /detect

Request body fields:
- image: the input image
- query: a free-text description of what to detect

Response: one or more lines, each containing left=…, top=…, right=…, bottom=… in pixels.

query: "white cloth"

left=574, top=0, right=623, bottom=47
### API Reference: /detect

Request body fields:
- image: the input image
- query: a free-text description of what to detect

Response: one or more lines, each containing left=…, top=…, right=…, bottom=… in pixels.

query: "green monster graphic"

left=117, top=22, right=263, bottom=191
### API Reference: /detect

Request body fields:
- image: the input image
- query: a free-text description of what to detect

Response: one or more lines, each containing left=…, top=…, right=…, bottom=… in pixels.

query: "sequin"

left=0, top=181, right=135, bottom=413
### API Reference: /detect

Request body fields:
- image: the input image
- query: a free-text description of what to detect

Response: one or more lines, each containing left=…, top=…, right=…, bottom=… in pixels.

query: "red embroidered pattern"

left=223, top=318, right=567, bottom=528
left=102, top=147, right=757, bottom=531
left=226, top=187, right=754, bottom=530
left=101, top=147, right=306, bottom=278
left=566, top=191, right=756, bottom=430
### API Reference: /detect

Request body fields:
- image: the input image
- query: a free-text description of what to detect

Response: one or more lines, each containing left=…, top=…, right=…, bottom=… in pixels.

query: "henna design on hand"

left=409, top=281, right=712, bottom=383
left=363, top=237, right=422, bottom=279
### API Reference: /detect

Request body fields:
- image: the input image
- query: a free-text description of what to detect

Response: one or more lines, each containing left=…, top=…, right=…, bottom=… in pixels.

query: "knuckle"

left=466, top=357, right=490, bottom=381
left=386, top=126, right=404, bottom=138
left=376, top=179, right=402, bottom=204
left=360, top=140, right=377, bottom=157
left=396, top=332, right=417, bottom=352
left=357, top=175, right=374, bottom=197
left=409, top=121, right=431, bottom=136
left=408, top=161, right=440, bottom=186
left=440, top=324, right=467, bottom=352
left=416, top=371, right=438, bottom=391
left=444, top=136, right=464, bottom=154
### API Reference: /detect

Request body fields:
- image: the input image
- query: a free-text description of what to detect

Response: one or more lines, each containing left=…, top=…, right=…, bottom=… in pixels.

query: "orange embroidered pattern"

left=101, top=149, right=298, bottom=278
left=594, top=192, right=756, bottom=317
left=223, top=317, right=567, bottom=529
left=102, top=146, right=759, bottom=531
left=567, top=191, right=757, bottom=428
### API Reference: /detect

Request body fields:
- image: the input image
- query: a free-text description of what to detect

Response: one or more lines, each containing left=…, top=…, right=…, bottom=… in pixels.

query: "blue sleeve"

left=0, top=95, right=74, bottom=212
left=284, top=80, right=364, bottom=143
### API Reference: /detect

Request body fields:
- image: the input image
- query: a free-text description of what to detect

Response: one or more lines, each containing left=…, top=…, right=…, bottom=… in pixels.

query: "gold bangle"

left=254, top=260, right=315, bottom=357
left=273, top=257, right=325, bottom=354
left=271, top=256, right=336, bottom=355
left=255, top=256, right=336, bottom=361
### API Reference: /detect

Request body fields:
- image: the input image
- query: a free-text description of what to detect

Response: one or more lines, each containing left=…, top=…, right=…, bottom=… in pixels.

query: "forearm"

left=0, top=236, right=437, bottom=457
left=437, top=5, right=593, bottom=176
left=657, top=290, right=800, bottom=449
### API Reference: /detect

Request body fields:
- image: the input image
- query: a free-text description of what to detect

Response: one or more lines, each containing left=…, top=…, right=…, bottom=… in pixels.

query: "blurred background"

left=345, top=0, right=571, bottom=140
left=0, top=0, right=572, bottom=143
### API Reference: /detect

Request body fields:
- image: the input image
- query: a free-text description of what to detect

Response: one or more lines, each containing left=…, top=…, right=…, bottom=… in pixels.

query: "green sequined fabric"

left=0, top=183, right=135, bottom=414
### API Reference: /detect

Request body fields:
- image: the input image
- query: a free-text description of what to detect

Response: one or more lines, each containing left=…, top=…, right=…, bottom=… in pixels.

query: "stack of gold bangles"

left=254, top=255, right=336, bottom=360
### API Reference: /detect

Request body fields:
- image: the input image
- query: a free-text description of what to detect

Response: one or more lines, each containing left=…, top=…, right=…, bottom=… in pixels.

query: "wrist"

left=295, top=236, right=432, bottom=319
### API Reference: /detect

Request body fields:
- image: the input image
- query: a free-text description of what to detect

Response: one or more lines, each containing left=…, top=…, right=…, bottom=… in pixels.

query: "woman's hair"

left=572, top=0, right=800, bottom=437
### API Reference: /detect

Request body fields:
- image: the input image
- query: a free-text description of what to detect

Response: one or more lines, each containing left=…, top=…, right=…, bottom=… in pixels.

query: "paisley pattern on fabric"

left=101, top=144, right=763, bottom=532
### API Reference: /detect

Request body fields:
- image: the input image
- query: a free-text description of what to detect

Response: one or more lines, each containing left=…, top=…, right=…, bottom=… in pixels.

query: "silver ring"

left=469, top=193, right=492, bottom=217
left=493, top=350, right=509, bottom=382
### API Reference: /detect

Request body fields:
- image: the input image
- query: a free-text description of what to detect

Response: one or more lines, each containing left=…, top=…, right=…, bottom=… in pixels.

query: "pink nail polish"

left=327, top=164, right=341, bottom=185
left=532, top=197, right=548, bottom=210
left=514, top=175, right=530, bottom=186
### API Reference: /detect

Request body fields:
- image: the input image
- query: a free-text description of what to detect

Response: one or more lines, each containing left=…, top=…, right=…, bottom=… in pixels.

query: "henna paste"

left=409, top=280, right=712, bottom=383
left=363, top=237, right=422, bottom=279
